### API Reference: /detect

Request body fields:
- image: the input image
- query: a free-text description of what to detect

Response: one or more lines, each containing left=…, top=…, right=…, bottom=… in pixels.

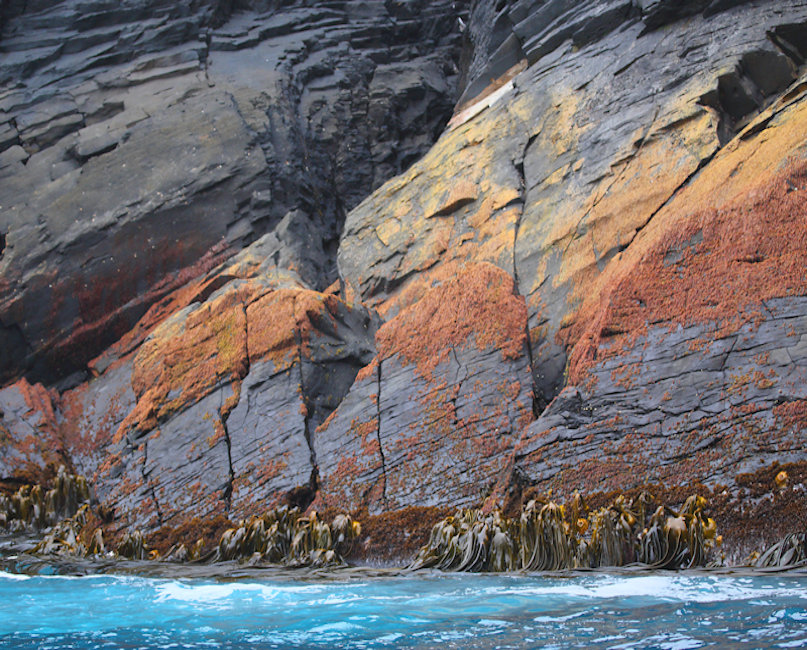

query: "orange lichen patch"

left=340, top=78, right=531, bottom=316
left=293, top=291, right=341, bottom=355
left=245, top=289, right=299, bottom=369
left=374, top=263, right=527, bottom=380
left=59, top=372, right=134, bottom=470
left=423, top=179, right=477, bottom=219
left=375, top=259, right=464, bottom=320
left=354, top=358, right=379, bottom=384
left=0, top=379, right=66, bottom=483
left=370, top=181, right=521, bottom=320
left=15, top=378, right=60, bottom=437
left=246, top=288, right=341, bottom=368
left=564, top=158, right=807, bottom=382
left=116, top=285, right=253, bottom=440
left=318, top=409, right=383, bottom=512
left=773, top=399, right=807, bottom=432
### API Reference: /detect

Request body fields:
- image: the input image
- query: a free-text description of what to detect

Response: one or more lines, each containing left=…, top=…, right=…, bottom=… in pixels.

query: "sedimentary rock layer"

left=0, top=0, right=464, bottom=386
left=315, top=263, right=533, bottom=513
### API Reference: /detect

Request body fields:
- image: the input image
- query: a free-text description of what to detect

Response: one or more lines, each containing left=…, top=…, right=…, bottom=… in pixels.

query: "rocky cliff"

left=2, top=0, right=806, bottom=557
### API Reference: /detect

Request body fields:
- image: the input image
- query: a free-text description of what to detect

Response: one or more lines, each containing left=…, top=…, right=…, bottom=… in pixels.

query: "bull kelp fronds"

left=28, top=501, right=361, bottom=569
left=753, top=533, right=807, bottom=569
left=0, top=466, right=90, bottom=532
left=410, top=492, right=719, bottom=572
left=217, top=508, right=361, bottom=567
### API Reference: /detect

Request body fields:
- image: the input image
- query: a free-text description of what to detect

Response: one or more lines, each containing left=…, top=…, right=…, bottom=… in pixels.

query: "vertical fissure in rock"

left=0, top=231, right=5, bottom=258
left=375, top=358, right=388, bottom=508
left=511, top=144, right=541, bottom=416
left=141, top=439, right=164, bottom=528
left=447, top=346, right=469, bottom=438
left=219, top=410, right=235, bottom=514
left=294, top=326, right=318, bottom=478
left=219, top=306, right=250, bottom=513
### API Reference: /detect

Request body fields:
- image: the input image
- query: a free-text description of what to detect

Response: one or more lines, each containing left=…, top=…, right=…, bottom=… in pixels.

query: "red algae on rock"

left=315, top=263, right=534, bottom=514
left=374, top=262, right=528, bottom=380
left=566, top=160, right=807, bottom=384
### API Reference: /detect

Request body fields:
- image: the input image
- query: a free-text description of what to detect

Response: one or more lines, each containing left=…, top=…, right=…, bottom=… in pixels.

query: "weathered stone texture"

left=340, top=0, right=807, bottom=407
left=516, top=296, right=807, bottom=496
left=60, top=359, right=136, bottom=480
left=316, top=263, right=534, bottom=513
left=510, top=90, right=807, bottom=496
left=87, top=243, right=379, bottom=527
left=0, top=380, right=63, bottom=483
left=2, top=0, right=807, bottom=540
left=0, top=0, right=465, bottom=386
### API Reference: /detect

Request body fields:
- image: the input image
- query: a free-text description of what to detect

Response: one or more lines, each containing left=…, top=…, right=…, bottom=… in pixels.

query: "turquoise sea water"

left=1, top=568, right=806, bottom=649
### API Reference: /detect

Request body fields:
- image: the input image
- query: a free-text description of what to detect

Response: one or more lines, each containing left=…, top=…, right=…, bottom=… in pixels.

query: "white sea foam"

left=487, top=575, right=807, bottom=604
left=154, top=579, right=331, bottom=604
left=0, top=570, right=29, bottom=581
left=308, top=621, right=358, bottom=633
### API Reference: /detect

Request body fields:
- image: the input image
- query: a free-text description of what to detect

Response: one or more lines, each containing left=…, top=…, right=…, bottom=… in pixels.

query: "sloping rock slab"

left=514, top=144, right=807, bottom=496
left=0, top=379, right=63, bottom=483
left=91, top=264, right=377, bottom=529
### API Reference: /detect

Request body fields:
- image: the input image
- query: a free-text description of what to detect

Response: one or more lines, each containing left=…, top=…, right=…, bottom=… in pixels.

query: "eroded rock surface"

left=1, top=0, right=807, bottom=548
left=0, top=0, right=465, bottom=386
left=514, top=99, right=807, bottom=496
left=90, top=240, right=379, bottom=530
left=340, top=0, right=807, bottom=406
left=315, top=263, right=534, bottom=513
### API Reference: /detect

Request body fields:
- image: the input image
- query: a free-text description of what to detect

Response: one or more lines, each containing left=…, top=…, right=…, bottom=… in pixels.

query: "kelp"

left=410, top=492, right=719, bottom=572
left=29, top=503, right=361, bottom=568
left=217, top=508, right=361, bottom=567
left=754, top=533, right=807, bottom=569
left=0, top=466, right=90, bottom=532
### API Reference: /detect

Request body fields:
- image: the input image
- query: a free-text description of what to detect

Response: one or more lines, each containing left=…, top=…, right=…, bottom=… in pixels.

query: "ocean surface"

left=1, top=565, right=806, bottom=649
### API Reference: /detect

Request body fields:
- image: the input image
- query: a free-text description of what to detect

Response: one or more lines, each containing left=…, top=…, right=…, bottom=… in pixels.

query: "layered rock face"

left=339, top=0, right=807, bottom=510
left=2, top=0, right=807, bottom=545
left=0, top=0, right=464, bottom=386
left=315, top=263, right=533, bottom=513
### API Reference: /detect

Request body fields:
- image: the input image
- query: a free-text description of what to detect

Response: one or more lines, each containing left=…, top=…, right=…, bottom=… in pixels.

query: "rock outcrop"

left=2, top=0, right=807, bottom=554
left=0, top=0, right=465, bottom=386
left=315, top=263, right=533, bottom=513
left=82, top=239, right=378, bottom=530
left=336, top=0, right=807, bottom=532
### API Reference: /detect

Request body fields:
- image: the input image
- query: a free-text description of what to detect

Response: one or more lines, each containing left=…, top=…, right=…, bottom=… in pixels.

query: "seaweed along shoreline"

left=1, top=467, right=806, bottom=578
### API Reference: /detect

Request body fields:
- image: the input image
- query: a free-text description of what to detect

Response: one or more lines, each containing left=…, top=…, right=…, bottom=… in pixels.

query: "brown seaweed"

left=410, top=492, right=719, bottom=572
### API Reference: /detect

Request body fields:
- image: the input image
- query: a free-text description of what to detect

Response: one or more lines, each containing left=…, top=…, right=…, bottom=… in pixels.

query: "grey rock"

left=0, top=0, right=467, bottom=386
left=515, top=297, right=807, bottom=495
